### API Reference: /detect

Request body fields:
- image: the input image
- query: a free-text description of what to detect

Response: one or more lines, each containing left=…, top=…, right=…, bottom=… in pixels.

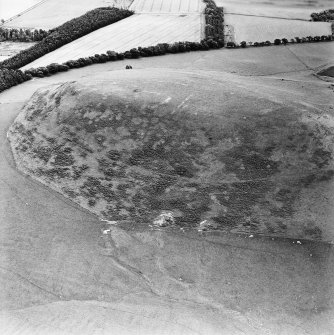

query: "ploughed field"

left=21, top=13, right=203, bottom=70
left=129, top=0, right=204, bottom=13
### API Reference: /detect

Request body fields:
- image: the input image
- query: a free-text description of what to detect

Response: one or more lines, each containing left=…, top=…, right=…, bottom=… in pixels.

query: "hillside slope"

left=1, top=42, right=334, bottom=335
left=8, top=68, right=334, bottom=242
left=3, top=0, right=133, bottom=29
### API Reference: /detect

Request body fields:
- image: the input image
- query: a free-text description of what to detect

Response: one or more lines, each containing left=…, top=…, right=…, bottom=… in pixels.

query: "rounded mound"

left=8, top=69, right=334, bottom=240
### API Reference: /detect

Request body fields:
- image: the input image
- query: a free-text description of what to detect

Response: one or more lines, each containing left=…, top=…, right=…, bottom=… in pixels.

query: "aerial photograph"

left=0, top=0, right=333, bottom=334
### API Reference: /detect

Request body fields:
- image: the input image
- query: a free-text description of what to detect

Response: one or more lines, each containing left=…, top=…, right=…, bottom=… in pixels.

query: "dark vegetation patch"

left=36, top=167, right=71, bottom=179
left=318, top=66, right=334, bottom=78
left=8, top=79, right=334, bottom=239
left=311, top=9, right=334, bottom=22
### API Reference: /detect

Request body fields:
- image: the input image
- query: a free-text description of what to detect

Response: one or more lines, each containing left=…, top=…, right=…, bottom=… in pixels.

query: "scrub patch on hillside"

left=8, top=78, right=334, bottom=240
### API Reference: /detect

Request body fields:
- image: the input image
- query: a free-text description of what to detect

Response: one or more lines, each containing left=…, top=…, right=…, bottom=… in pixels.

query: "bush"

left=274, top=39, right=281, bottom=45
left=46, top=63, right=61, bottom=74
left=106, top=51, right=118, bottom=61
left=130, top=48, right=140, bottom=58
left=265, top=40, right=271, bottom=46
left=207, top=39, right=219, bottom=49
left=117, top=53, right=125, bottom=60
left=240, top=41, right=247, bottom=48
left=226, top=41, right=236, bottom=48
left=282, top=38, right=288, bottom=45
left=253, top=42, right=259, bottom=47
left=124, top=51, right=132, bottom=59
left=311, top=9, right=334, bottom=22
left=0, top=7, right=133, bottom=69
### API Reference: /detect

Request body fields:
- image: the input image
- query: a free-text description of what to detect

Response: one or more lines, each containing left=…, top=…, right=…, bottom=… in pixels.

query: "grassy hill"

left=8, top=67, right=334, bottom=242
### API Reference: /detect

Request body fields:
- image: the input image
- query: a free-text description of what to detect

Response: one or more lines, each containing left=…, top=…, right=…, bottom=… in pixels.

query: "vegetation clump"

left=311, top=9, right=334, bottom=22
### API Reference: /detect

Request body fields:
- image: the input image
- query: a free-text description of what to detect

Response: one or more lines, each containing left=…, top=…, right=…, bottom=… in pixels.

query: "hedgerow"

left=22, top=39, right=223, bottom=79
left=0, top=7, right=133, bottom=70
left=203, top=0, right=224, bottom=46
left=0, top=68, right=32, bottom=93
left=228, top=35, right=333, bottom=48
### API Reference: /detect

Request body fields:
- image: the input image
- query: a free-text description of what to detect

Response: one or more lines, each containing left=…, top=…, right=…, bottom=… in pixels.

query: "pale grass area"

left=216, top=0, right=332, bottom=43
left=0, top=41, right=36, bottom=61
left=3, top=0, right=132, bottom=29
left=216, top=0, right=332, bottom=9
left=220, top=3, right=317, bottom=20
left=21, top=13, right=203, bottom=70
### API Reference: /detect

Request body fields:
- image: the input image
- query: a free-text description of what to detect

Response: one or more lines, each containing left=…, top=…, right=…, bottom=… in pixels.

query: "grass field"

left=216, top=0, right=333, bottom=43
left=225, top=14, right=332, bottom=43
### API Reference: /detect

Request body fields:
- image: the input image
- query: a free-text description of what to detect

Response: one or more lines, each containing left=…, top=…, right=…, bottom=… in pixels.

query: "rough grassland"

left=8, top=69, right=334, bottom=241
